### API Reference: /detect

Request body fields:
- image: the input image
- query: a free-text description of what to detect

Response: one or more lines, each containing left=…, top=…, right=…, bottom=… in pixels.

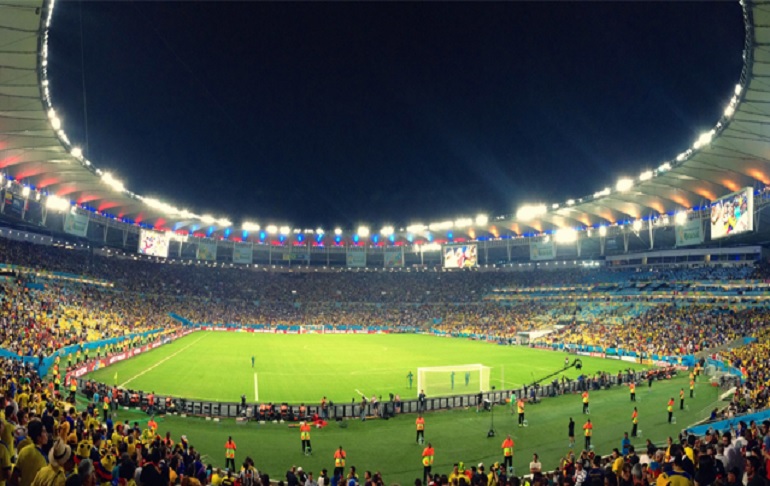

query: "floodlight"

left=200, top=214, right=216, bottom=225
left=658, top=163, right=671, bottom=172
left=639, top=170, right=653, bottom=181
left=381, top=226, right=394, bottom=236
left=516, top=204, right=547, bottom=221
left=615, top=178, right=634, bottom=192
left=598, top=226, right=607, bottom=237
left=593, top=187, right=611, bottom=198
left=334, top=228, right=342, bottom=236
left=454, top=218, right=472, bottom=228
left=101, top=173, right=126, bottom=193
left=280, top=226, right=291, bottom=235
left=735, top=84, right=742, bottom=96
left=429, top=221, right=453, bottom=231
left=566, top=199, right=575, bottom=206
left=45, top=195, right=70, bottom=212
left=242, top=222, right=260, bottom=232
left=675, top=211, right=688, bottom=225
left=316, top=228, right=324, bottom=235
left=70, top=147, right=82, bottom=158
left=357, top=226, right=370, bottom=238
left=475, top=214, right=488, bottom=226
left=724, top=104, right=735, bottom=118
left=218, top=219, right=232, bottom=227
left=266, top=225, right=278, bottom=234
left=51, top=116, right=61, bottom=130
left=21, top=187, right=30, bottom=197
left=407, top=223, right=427, bottom=233
left=633, top=220, right=643, bottom=231
left=554, top=227, right=578, bottom=243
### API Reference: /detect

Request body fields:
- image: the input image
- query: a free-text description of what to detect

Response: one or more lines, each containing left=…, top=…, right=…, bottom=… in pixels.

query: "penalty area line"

left=119, top=335, right=206, bottom=388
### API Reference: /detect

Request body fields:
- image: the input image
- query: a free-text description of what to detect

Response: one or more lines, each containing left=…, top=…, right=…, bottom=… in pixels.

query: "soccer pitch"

left=86, top=332, right=723, bottom=484
left=88, top=332, right=644, bottom=403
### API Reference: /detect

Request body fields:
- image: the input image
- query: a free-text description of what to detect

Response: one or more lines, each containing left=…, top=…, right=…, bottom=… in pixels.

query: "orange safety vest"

left=422, top=447, right=434, bottom=466
left=583, top=423, right=593, bottom=437
left=582, top=392, right=589, bottom=404
left=334, top=449, right=346, bottom=467
left=517, top=400, right=524, bottom=414
left=680, top=390, right=684, bottom=400
left=300, top=423, right=311, bottom=440
left=667, top=399, right=674, bottom=412
left=632, top=411, right=638, bottom=424
left=416, top=417, right=425, bottom=431
left=225, top=440, right=236, bottom=459
left=502, top=438, right=514, bottom=457
left=629, top=384, right=635, bottom=394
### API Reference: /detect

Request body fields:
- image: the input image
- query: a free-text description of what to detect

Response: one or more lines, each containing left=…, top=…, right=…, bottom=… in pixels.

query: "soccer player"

left=450, top=372, right=455, bottom=390
left=568, top=417, right=575, bottom=448
left=415, top=415, right=425, bottom=444
left=631, top=407, right=639, bottom=437
left=583, top=419, right=593, bottom=450
left=501, top=434, right=514, bottom=473
left=516, top=397, right=525, bottom=427
left=418, top=390, right=426, bottom=413
left=251, top=356, right=255, bottom=368
left=689, top=379, right=695, bottom=398
left=407, top=372, right=414, bottom=389
left=465, top=372, right=470, bottom=387
left=421, top=442, right=434, bottom=484
left=300, top=421, right=312, bottom=455
left=224, top=436, right=237, bottom=471
left=667, top=397, right=674, bottom=423
left=582, top=391, right=589, bottom=414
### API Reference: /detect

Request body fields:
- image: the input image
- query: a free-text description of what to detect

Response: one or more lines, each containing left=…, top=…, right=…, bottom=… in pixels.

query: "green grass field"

left=88, top=332, right=646, bottom=403
left=84, top=332, right=723, bottom=485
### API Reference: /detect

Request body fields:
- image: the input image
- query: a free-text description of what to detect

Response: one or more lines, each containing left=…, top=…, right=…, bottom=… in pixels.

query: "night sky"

left=47, top=2, right=745, bottom=229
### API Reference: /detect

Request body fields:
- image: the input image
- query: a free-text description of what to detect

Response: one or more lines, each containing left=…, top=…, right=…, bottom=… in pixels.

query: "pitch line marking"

left=119, top=335, right=206, bottom=388
left=254, top=373, right=259, bottom=402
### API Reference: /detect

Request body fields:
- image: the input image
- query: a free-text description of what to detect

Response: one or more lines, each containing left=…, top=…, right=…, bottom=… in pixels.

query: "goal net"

left=300, top=325, right=325, bottom=334
left=417, top=364, right=491, bottom=397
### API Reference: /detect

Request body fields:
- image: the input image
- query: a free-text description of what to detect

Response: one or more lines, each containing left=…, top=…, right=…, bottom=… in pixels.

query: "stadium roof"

left=0, top=0, right=768, bottom=239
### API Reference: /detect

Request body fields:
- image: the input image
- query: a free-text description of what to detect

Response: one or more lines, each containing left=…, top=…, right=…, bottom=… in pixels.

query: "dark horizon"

left=47, top=2, right=745, bottom=229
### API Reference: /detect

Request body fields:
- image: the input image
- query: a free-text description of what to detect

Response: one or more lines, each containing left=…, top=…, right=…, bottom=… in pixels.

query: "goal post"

left=417, top=364, right=491, bottom=397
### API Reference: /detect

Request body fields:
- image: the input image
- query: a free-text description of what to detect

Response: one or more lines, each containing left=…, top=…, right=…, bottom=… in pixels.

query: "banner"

left=63, top=210, right=89, bottom=237
left=443, top=245, right=478, bottom=268
left=346, top=248, right=367, bottom=267
left=2, top=192, right=23, bottom=218
left=710, top=187, right=753, bottom=240
left=676, top=219, right=704, bottom=247
left=383, top=248, right=404, bottom=268
left=232, top=243, right=253, bottom=264
left=530, top=240, right=556, bottom=261
left=282, top=252, right=309, bottom=262
left=138, top=229, right=170, bottom=257
left=197, top=241, right=217, bottom=261
left=24, top=200, right=43, bottom=225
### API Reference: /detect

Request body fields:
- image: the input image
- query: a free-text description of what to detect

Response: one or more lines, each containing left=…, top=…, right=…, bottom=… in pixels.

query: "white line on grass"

left=254, top=373, right=259, bottom=402
left=119, top=335, right=206, bottom=388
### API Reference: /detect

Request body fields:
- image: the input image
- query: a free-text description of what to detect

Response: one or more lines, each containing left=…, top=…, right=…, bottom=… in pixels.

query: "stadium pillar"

left=648, top=214, right=654, bottom=250
left=506, top=239, right=511, bottom=262
left=599, top=235, right=605, bottom=256
left=41, top=205, right=48, bottom=225
left=576, top=236, right=582, bottom=257
left=268, top=244, right=272, bottom=265
left=483, top=240, right=488, bottom=264
left=103, top=225, right=108, bottom=242
left=122, top=228, right=128, bottom=248
left=623, top=231, right=629, bottom=253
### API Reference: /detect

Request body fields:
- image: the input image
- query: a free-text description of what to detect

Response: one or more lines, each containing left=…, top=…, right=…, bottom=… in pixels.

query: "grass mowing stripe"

left=119, top=335, right=207, bottom=387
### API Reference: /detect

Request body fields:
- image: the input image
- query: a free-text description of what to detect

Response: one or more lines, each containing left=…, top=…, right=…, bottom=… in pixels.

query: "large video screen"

left=710, top=187, right=754, bottom=240
left=138, top=229, right=170, bottom=257
left=443, top=245, right=478, bottom=268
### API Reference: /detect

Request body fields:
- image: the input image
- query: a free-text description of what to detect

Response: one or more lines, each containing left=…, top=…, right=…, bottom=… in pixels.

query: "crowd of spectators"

left=0, top=237, right=768, bottom=486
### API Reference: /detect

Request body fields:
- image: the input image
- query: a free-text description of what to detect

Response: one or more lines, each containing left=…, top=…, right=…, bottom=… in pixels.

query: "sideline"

left=119, top=335, right=207, bottom=387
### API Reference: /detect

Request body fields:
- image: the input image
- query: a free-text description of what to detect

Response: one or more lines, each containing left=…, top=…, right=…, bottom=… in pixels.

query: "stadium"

left=0, top=1, right=769, bottom=486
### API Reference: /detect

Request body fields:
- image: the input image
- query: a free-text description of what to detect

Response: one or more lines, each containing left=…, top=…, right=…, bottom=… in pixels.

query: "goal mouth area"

left=416, top=364, right=491, bottom=397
